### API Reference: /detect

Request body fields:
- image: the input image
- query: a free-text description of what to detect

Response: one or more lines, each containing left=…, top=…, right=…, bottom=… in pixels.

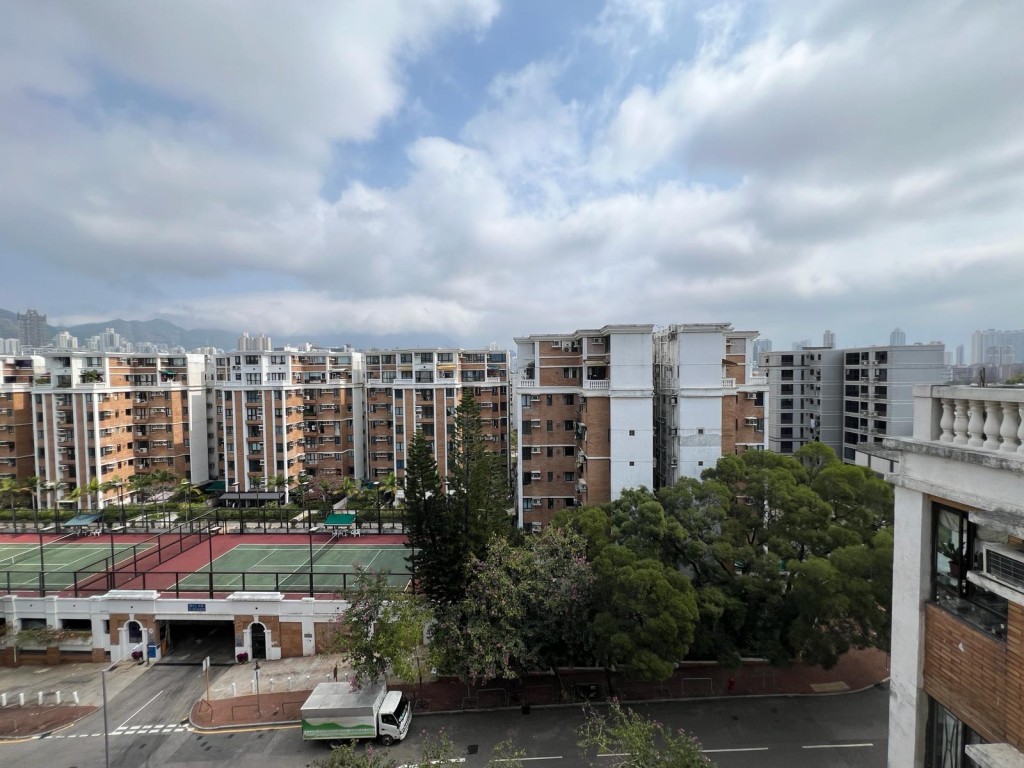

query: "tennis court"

left=0, top=540, right=154, bottom=592
left=174, top=542, right=413, bottom=593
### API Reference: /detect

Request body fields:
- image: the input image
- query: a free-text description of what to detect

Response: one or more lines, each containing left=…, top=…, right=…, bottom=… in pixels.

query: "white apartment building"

left=653, top=324, right=767, bottom=486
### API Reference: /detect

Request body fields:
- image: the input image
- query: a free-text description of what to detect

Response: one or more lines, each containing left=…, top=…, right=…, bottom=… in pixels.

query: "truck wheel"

left=328, top=740, right=344, bottom=750
left=379, top=735, right=395, bottom=747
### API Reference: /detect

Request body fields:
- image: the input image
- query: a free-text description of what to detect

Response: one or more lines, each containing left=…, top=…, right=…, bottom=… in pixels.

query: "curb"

left=185, top=677, right=890, bottom=732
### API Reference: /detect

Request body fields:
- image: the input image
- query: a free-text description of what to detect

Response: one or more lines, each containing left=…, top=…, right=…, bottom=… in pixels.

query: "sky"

left=1, top=0, right=1022, bottom=352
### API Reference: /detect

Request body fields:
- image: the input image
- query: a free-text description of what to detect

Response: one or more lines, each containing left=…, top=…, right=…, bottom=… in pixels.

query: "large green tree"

left=404, top=429, right=467, bottom=605
left=430, top=527, right=594, bottom=684
left=447, top=388, right=512, bottom=558
left=329, top=566, right=429, bottom=689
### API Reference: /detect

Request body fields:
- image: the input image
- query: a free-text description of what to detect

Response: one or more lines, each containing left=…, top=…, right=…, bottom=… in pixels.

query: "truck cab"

left=377, top=690, right=411, bottom=745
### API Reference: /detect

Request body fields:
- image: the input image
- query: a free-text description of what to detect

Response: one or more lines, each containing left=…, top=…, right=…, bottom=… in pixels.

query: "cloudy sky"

left=2, top=0, right=1022, bottom=351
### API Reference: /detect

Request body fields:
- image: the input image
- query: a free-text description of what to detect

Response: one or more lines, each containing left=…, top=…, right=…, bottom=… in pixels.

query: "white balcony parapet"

left=584, top=380, right=610, bottom=390
left=516, top=378, right=536, bottom=389
left=722, top=377, right=737, bottom=388
left=920, top=385, right=1024, bottom=454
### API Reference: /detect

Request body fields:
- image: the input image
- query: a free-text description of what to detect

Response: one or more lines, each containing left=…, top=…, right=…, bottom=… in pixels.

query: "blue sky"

left=1, top=0, right=1023, bottom=353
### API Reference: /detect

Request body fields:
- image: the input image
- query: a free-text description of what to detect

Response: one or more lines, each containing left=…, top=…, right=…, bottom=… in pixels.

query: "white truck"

left=300, top=681, right=412, bottom=747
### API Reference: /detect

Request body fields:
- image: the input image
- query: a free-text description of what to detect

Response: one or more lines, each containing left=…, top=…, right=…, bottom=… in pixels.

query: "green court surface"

left=0, top=541, right=153, bottom=591
left=175, top=543, right=413, bottom=593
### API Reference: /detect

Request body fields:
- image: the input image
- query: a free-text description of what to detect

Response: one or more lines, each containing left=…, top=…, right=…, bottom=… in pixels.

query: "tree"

left=404, top=429, right=467, bottom=606
left=448, top=388, right=513, bottom=559
left=0, top=477, right=29, bottom=532
left=578, top=701, right=713, bottom=767
left=329, top=566, right=429, bottom=689
left=688, top=448, right=894, bottom=667
left=589, top=544, right=699, bottom=682
left=431, top=527, right=594, bottom=684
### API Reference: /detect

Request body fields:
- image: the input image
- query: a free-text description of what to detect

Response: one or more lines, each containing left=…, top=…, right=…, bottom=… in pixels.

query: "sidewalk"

left=188, top=647, right=890, bottom=731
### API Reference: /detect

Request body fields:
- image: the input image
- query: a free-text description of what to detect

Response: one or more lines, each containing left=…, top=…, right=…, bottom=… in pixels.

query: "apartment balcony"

left=583, top=380, right=609, bottom=390
left=912, top=385, right=1024, bottom=454
left=515, top=377, right=536, bottom=389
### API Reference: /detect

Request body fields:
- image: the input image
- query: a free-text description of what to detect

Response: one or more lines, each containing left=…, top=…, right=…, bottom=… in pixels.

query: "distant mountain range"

left=0, top=307, right=460, bottom=351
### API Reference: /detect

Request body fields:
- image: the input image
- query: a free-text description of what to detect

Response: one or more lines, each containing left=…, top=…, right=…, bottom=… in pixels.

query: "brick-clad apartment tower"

left=32, top=352, right=208, bottom=507
left=514, top=325, right=653, bottom=530
left=0, top=355, right=39, bottom=486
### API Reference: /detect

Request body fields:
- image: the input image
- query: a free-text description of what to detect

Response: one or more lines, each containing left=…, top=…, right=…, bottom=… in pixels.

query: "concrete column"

left=888, top=485, right=933, bottom=768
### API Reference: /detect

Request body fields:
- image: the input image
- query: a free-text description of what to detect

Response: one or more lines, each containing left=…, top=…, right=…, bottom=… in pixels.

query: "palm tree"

left=179, top=479, right=204, bottom=524
left=128, top=474, right=154, bottom=531
left=149, top=470, right=178, bottom=529
left=107, top=476, right=127, bottom=527
left=267, top=474, right=288, bottom=527
left=0, top=477, right=25, bottom=532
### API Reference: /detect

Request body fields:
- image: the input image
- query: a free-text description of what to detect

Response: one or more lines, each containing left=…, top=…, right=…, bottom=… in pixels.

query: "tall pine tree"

left=404, top=428, right=467, bottom=605
left=448, top=388, right=513, bottom=559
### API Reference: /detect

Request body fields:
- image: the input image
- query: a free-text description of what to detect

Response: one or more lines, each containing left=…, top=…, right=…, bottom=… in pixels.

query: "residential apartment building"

left=0, top=355, right=40, bottom=484
left=363, top=348, right=510, bottom=488
left=514, top=325, right=653, bottom=530
left=760, top=343, right=945, bottom=463
left=207, top=349, right=364, bottom=498
left=28, top=352, right=209, bottom=507
left=652, top=324, right=767, bottom=486
left=206, top=347, right=510, bottom=498
left=17, top=309, right=47, bottom=349
left=887, top=385, right=1024, bottom=766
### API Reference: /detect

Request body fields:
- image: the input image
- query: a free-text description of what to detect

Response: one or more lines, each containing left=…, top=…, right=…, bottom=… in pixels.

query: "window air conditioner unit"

left=982, top=544, right=1024, bottom=591
left=530, top=471, right=541, bottom=480
left=670, top=427, right=679, bottom=436
left=669, top=396, right=678, bottom=404
left=670, top=459, right=678, bottom=468
left=530, top=396, right=540, bottom=402
left=532, top=446, right=542, bottom=454
left=562, top=343, right=572, bottom=352
left=746, top=392, right=757, bottom=400
left=531, top=419, right=541, bottom=427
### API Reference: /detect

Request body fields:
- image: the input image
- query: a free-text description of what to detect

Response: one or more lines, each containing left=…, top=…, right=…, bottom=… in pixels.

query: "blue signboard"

left=187, top=603, right=207, bottom=612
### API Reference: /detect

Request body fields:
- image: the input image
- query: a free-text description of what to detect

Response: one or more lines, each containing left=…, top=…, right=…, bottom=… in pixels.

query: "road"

left=1, top=681, right=887, bottom=767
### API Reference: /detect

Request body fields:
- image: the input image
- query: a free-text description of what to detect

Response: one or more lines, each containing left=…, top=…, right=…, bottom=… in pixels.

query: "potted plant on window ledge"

left=940, top=541, right=964, bottom=578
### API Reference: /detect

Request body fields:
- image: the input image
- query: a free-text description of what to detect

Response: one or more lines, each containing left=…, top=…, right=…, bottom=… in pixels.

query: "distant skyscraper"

left=955, top=344, right=965, bottom=366
left=792, top=339, right=811, bottom=351
left=53, top=331, right=78, bottom=349
left=970, top=328, right=1024, bottom=366
left=752, top=338, right=772, bottom=364
left=823, top=330, right=836, bottom=349
left=237, top=332, right=273, bottom=351
left=890, top=327, right=907, bottom=346
left=17, top=309, right=47, bottom=348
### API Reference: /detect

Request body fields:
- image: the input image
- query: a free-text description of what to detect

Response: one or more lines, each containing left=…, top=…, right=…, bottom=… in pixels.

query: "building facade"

left=971, top=329, right=1024, bottom=367
left=16, top=310, right=47, bottom=349
left=28, top=352, right=209, bottom=507
left=652, top=324, right=767, bottom=486
left=0, top=355, right=39, bottom=486
left=514, top=325, right=653, bottom=530
left=760, top=343, right=945, bottom=463
left=887, top=385, right=1024, bottom=767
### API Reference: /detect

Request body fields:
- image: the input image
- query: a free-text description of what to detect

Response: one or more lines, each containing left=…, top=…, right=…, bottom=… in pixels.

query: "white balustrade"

left=935, top=393, right=1024, bottom=453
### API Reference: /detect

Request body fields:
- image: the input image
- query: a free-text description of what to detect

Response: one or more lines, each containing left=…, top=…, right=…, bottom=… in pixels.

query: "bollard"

left=251, top=680, right=256, bottom=694
left=287, top=676, right=292, bottom=691
left=38, top=692, right=43, bottom=706
left=231, top=682, right=237, bottom=696
left=73, top=692, right=79, bottom=705
left=18, top=693, right=24, bottom=706
left=55, top=691, right=61, bottom=705
left=1, top=693, right=6, bottom=707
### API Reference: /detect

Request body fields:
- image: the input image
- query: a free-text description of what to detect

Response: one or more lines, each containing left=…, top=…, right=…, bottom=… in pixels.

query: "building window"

left=629, top=429, right=635, bottom=436
left=933, top=504, right=1008, bottom=641
left=926, top=697, right=987, bottom=768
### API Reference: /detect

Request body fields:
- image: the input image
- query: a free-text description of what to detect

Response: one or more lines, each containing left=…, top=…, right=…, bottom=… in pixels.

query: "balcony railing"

left=583, top=380, right=609, bottom=390
left=920, top=386, right=1024, bottom=453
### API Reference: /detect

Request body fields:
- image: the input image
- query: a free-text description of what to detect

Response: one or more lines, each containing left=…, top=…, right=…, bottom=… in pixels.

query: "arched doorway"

left=250, top=622, right=266, bottom=660
left=127, top=620, right=143, bottom=644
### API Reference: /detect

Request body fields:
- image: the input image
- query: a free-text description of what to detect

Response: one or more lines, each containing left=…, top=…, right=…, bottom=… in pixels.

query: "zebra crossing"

left=49, top=723, right=190, bottom=739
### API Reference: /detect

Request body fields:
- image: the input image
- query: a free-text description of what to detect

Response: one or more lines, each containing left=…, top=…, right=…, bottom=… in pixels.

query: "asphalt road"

left=1, top=682, right=888, bottom=768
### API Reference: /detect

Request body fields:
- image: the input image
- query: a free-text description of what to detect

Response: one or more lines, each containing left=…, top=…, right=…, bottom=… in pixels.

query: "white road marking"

left=116, top=690, right=165, bottom=731
left=802, top=743, right=873, bottom=749
left=703, top=747, right=771, bottom=753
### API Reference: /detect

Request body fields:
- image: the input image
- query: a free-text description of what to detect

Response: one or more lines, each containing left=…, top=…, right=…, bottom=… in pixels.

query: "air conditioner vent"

left=983, top=544, right=1024, bottom=591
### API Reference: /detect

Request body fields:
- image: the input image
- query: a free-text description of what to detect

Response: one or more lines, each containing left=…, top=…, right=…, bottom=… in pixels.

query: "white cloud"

left=3, top=0, right=1024, bottom=352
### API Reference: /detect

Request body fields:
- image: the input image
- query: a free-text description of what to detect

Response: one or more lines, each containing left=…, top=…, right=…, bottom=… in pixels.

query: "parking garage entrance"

left=160, top=619, right=236, bottom=665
